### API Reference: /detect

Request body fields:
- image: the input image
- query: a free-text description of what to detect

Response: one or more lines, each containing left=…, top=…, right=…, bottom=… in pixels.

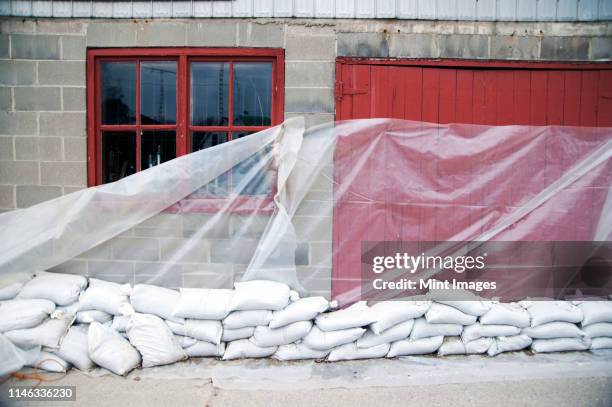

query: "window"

left=87, top=48, right=284, bottom=205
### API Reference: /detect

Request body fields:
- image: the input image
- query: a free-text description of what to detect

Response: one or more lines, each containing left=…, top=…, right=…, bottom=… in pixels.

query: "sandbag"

left=272, top=343, right=329, bottom=361
left=531, top=337, right=591, bottom=353
left=173, top=288, right=233, bottom=320
left=88, top=322, right=140, bottom=376
left=223, top=310, right=273, bottom=329
left=410, top=318, right=462, bottom=340
left=387, top=336, right=444, bottom=357
left=75, top=310, right=113, bottom=324
left=591, top=337, right=612, bottom=350
left=222, top=339, right=277, bottom=360
left=52, top=324, right=94, bottom=371
left=173, top=335, right=198, bottom=348
left=229, top=280, right=290, bottom=311
left=438, top=337, right=492, bottom=356
left=0, top=271, right=33, bottom=300
left=222, top=327, right=255, bottom=342
left=521, top=322, right=586, bottom=339
left=29, top=351, right=69, bottom=373
left=487, top=335, right=532, bottom=356
left=78, top=279, right=132, bottom=316
left=315, top=301, right=375, bottom=332
left=250, top=321, right=312, bottom=347
left=575, top=302, right=612, bottom=326
left=357, top=319, right=414, bottom=348
left=17, top=271, right=87, bottom=306
left=0, top=299, right=55, bottom=332
left=425, top=303, right=477, bottom=325
left=166, top=319, right=223, bottom=345
left=461, top=323, right=521, bottom=342
left=583, top=322, right=612, bottom=338
left=269, top=297, right=330, bottom=329
left=126, top=313, right=187, bottom=368
left=5, top=316, right=73, bottom=349
left=427, top=289, right=491, bottom=316
left=302, top=326, right=365, bottom=351
left=130, top=284, right=184, bottom=323
left=184, top=341, right=225, bottom=358
left=521, top=301, right=583, bottom=327
left=111, top=315, right=129, bottom=332
left=0, top=334, right=40, bottom=376
left=369, top=300, right=430, bottom=335
left=479, top=303, right=530, bottom=328
left=327, top=342, right=390, bottom=361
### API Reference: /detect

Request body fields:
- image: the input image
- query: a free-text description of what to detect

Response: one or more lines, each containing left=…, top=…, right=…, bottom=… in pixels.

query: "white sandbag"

left=409, top=318, right=462, bottom=340
left=88, top=322, right=140, bottom=376
left=29, top=351, right=69, bottom=373
left=222, top=339, right=277, bottom=360
left=269, top=297, right=330, bottom=329
left=461, top=323, right=521, bottom=342
left=531, top=337, right=591, bottom=353
left=130, top=284, right=184, bottom=323
left=173, top=335, right=198, bottom=348
left=479, top=303, right=530, bottom=328
left=78, top=278, right=132, bottom=315
left=53, top=324, right=94, bottom=371
left=487, top=335, right=532, bottom=356
left=111, top=315, right=129, bottom=332
left=272, top=343, right=329, bottom=361
left=591, top=337, right=612, bottom=350
left=250, top=321, right=312, bottom=347
left=173, top=288, right=233, bottom=320
left=387, top=336, right=444, bottom=357
left=369, top=300, right=430, bottom=334
left=5, top=316, right=73, bottom=349
left=223, top=310, right=273, bottom=329
left=222, top=327, right=255, bottom=342
left=521, top=301, right=583, bottom=327
left=75, top=310, right=113, bottom=324
left=438, top=337, right=492, bottom=356
left=229, top=280, right=290, bottom=311
left=575, top=302, right=612, bottom=326
left=357, top=319, right=414, bottom=348
left=425, top=303, right=477, bottom=325
left=0, top=271, right=33, bottom=300
left=302, top=326, right=366, bottom=351
left=0, top=333, right=40, bottom=376
left=427, top=288, right=491, bottom=316
left=583, top=322, right=612, bottom=338
left=166, top=319, right=223, bottom=345
left=0, top=299, right=55, bottom=332
left=17, top=271, right=87, bottom=306
left=328, top=342, right=390, bottom=361
left=315, top=301, right=375, bottom=332
left=126, top=313, right=186, bottom=368
left=184, top=341, right=225, bottom=358
left=521, top=322, right=586, bottom=339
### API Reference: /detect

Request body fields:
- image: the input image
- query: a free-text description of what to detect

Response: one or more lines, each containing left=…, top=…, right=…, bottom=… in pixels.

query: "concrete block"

left=439, top=34, right=489, bottom=59
left=293, top=215, right=333, bottom=242
left=112, top=237, right=160, bottom=261
left=181, top=266, right=235, bottom=288
left=0, top=87, right=11, bottom=110
left=297, top=266, right=332, bottom=291
left=0, top=19, right=37, bottom=34
left=491, top=36, right=540, bottom=60
left=231, top=215, right=271, bottom=238
left=309, top=242, right=332, bottom=266
left=338, top=32, right=389, bottom=58
left=14, top=87, right=61, bottom=111
left=62, top=87, right=86, bottom=111
left=285, top=34, right=335, bottom=60
left=160, top=238, right=210, bottom=263
left=182, top=213, right=231, bottom=239
left=134, top=227, right=183, bottom=238
left=35, top=21, right=85, bottom=35
left=295, top=242, right=309, bottom=266
left=389, top=33, right=438, bottom=58
left=16, top=185, right=62, bottom=207
left=0, top=60, right=37, bottom=85
left=540, top=37, right=589, bottom=60
left=0, top=137, right=13, bottom=160
left=210, top=238, right=259, bottom=264
left=591, top=37, right=612, bottom=60
left=87, top=22, right=137, bottom=46
left=0, top=185, right=15, bottom=209
left=136, top=22, right=186, bottom=46
left=187, top=21, right=236, bottom=46
left=63, top=137, right=86, bottom=162
left=15, top=137, right=62, bottom=161
left=295, top=199, right=333, bottom=217
left=238, top=22, right=284, bottom=47
left=40, top=112, right=86, bottom=137
left=11, top=34, right=60, bottom=59
left=40, top=161, right=86, bottom=186
left=284, top=112, right=334, bottom=129
left=134, top=263, right=183, bottom=280
left=48, top=259, right=88, bottom=275
left=138, top=212, right=183, bottom=229
left=0, top=34, right=9, bottom=58
left=285, top=87, right=334, bottom=114
left=61, top=36, right=86, bottom=60
left=88, top=260, right=134, bottom=278
left=63, top=186, right=84, bottom=194
left=285, top=61, right=334, bottom=87
left=0, top=111, right=37, bottom=135
left=38, top=61, right=85, bottom=86
left=76, top=240, right=113, bottom=260
left=0, top=161, right=39, bottom=184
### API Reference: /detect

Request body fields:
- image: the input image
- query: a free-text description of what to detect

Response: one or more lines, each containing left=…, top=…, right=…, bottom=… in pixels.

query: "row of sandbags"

left=1, top=271, right=611, bottom=376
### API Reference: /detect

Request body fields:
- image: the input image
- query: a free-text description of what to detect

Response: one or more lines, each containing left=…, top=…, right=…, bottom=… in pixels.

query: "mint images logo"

left=372, top=252, right=487, bottom=274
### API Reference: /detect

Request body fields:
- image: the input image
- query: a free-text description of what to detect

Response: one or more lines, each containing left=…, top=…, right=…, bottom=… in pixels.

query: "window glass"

left=141, top=61, right=177, bottom=125
left=232, top=132, right=273, bottom=195
left=141, top=131, right=176, bottom=170
left=191, top=62, right=229, bottom=126
left=102, top=132, right=136, bottom=183
left=192, top=132, right=229, bottom=196
left=233, top=62, right=272, bottom=126
left=101, top=62, right=136, bottom=125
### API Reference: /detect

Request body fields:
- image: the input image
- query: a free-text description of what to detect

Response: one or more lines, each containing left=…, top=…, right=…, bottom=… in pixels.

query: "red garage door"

left=332, top=59, right=612, bottom=303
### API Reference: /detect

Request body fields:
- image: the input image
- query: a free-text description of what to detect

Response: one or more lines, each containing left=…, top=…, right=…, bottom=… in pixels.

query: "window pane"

left=141, top=61, right=177, bottom=125
left=101, top=62, right=136, bottom=125
left=102, top=132, right=136, bottom=183
left=191, top=62, right=228, bottom=126
left=141, top=131, right=176, bottom=170
left=191, top=132, right=228, bottom=196
left=232, top=132, right=273, bottom=195
left=233, top=62, right=272, bottom=126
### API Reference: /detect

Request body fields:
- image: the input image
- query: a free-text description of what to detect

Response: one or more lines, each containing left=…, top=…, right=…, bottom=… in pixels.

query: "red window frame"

left=86, top=47, right=285, bottom=212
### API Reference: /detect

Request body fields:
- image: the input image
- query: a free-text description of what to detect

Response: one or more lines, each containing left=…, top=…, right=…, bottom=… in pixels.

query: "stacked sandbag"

left=574, top=301, right=612, bottom=350
left=476, top=303, right=531, bottom=356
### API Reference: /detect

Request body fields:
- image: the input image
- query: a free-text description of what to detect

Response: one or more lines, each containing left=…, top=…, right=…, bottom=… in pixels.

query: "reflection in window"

left=191, top=62, right=228, bottom=126
left=141, top=131, right=176, bottom=170
left=101, top=62, right=136, bottom=125
left=232, top=132, right=273, bottom=196
left=191, top=132, right=229, bottom=196
left=141, top=62, right=177, bottom=125
left=233, top=62, right=272, bottom=126
left=102, top=132, right=136, bottom=183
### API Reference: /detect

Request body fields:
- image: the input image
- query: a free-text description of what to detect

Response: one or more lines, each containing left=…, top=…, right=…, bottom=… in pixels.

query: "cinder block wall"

left=0, top=18, right=610, bottom=296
